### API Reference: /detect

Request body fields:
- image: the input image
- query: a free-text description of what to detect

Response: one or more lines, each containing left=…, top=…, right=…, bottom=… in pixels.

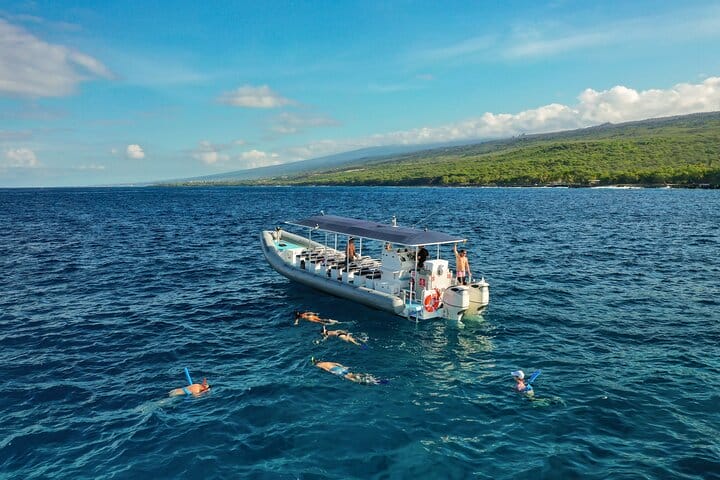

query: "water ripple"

left=1, top=187, right=719, bottom=479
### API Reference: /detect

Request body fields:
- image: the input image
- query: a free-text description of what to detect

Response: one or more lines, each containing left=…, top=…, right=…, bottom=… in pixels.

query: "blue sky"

left=1, top=1, right=719, bottom=187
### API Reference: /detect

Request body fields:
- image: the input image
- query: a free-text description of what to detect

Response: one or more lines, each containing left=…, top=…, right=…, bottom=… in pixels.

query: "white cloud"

left=577, top=78, right=720, bottom=123
left=126, top=144, right=145, bottom=159
left=3, top=148, right=39, bottom=167
left=195, top=151, right=227, bottom=165
left=193, top=140, right=230, bottom=165
left=239, top=149, right=281, bottom=168
left=283, top=77, right=720, bottom=161
left=218, top=85, right=295, bottom=108
left=0, top=19, right=113, bottom=97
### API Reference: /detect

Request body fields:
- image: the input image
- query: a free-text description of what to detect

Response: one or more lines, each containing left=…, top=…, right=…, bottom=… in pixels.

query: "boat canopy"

left=286, top=214, right=465, bottom=247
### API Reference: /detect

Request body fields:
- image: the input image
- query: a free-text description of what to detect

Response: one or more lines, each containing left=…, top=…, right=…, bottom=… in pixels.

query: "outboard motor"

left=468, top=278, right=490, bottom=315
left=442, top=286, right=470, bottom=321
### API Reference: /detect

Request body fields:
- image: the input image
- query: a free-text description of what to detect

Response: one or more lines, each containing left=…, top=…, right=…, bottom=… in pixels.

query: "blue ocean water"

left=1, top=186, right=719, bottom=480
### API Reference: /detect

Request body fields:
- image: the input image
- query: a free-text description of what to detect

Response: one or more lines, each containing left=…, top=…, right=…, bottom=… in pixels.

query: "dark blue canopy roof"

left=286, top=214, right=465, bottom=247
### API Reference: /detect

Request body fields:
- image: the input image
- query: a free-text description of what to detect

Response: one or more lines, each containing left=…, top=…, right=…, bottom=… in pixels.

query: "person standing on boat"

left=454, top=244, right=471, bottom=285
left=417, top=245, right=429, bottom=269
left=346, top=237, right=358, bottom=261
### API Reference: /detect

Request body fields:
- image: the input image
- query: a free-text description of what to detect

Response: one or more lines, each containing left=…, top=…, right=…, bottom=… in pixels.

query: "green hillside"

left=215, top=112, right=720, bottom=187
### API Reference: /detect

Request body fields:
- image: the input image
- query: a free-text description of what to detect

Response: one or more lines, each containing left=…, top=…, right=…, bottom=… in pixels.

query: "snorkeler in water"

left=511, top=370, right=535, bottom=397
left=311, top=358, right=386, bottom=385
left=511, top=369, right=564, bottom=407
left=294, top=311, right=340, bottom=326
left=169, top=377, right=210, bottom=397
left=320, top=325, right=364, bottom=346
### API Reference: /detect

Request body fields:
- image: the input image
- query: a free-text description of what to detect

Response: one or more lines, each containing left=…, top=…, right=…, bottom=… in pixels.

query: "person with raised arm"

left=453, top=243, right=471, bottom=285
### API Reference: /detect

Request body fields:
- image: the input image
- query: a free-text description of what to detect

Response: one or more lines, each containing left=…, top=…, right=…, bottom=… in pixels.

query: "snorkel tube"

left=523, top=370, right=541, bottom=393
left=184, top=367, right=194, bottom=385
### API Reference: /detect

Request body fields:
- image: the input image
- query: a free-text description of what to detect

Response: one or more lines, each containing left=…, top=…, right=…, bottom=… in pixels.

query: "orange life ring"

left=423, top=289, right=441, bottom=313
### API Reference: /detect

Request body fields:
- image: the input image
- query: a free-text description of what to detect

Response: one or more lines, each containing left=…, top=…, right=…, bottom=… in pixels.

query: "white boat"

left=260, top=214, right=489, bottom=321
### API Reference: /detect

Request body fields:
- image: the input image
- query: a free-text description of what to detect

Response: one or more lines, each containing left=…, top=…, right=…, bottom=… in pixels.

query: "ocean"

left=1, top=186, right=719, bottom=479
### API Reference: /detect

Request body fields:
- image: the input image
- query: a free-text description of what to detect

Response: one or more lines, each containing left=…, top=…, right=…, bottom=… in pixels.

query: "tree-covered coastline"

left=168, top=112, right=720, bottom=188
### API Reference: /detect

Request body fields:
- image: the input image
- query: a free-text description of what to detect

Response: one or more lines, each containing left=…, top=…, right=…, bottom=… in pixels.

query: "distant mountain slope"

left=169, top=111, right=720, bottom=187
left=164, top=145, right=425, bottom=184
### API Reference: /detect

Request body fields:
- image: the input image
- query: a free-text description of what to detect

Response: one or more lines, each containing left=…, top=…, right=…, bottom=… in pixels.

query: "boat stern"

left=468, top=278, right=490, bottom=315
left=442, top=286, right=470, bottom=321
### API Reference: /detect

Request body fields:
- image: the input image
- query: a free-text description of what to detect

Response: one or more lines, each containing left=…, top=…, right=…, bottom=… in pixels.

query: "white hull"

left=261, top=230, right=405, bottom=315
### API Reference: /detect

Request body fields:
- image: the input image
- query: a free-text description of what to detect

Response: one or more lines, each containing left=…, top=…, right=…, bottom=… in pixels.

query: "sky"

left=1, top=1, right=719, bottom=187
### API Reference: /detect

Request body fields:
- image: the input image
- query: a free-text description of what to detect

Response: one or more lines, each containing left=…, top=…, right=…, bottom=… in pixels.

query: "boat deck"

left=279, top=242, right=383, bottom=283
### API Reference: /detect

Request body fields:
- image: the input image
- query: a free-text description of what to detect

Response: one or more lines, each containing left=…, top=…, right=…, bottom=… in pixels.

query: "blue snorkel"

left=523, top=369, right=541, bottom=393
left=184, top=367, right=194, bottom=386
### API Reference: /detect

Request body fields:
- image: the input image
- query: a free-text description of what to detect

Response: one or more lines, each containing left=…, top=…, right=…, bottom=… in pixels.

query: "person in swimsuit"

left=511, top=370, right=534, bottom=397
left=311, top=358, right=385, bottom=385
left=320, top=325, right=363, bottom=346
left=453, top=244, right=471, bottom=285
left=169, top=378, right=210, bottom=397
left=294, top=311, right=340, bottom=326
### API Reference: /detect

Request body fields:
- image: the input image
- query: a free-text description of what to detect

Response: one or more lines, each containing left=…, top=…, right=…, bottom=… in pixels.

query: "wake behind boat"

left=261, top=214, right=489, bottom=321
